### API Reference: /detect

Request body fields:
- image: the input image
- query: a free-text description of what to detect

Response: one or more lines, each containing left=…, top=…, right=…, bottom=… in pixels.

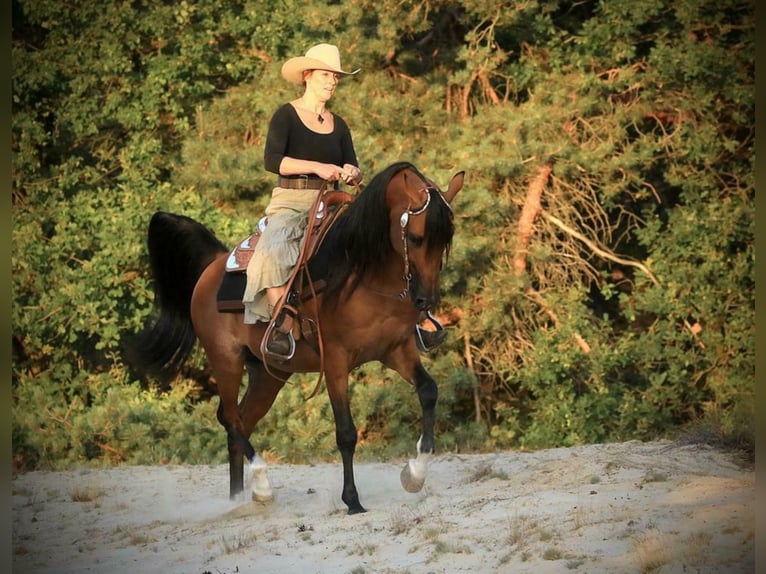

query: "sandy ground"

left=12, top=440, right=754, bottom=574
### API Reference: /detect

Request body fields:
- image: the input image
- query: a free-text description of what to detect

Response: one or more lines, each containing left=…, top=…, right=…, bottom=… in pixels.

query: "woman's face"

left=305, top=69, right=340, bottom=101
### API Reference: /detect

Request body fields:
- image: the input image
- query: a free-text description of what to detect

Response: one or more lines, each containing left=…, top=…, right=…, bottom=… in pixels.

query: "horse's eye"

left=408, top=233, right=424, bottom=247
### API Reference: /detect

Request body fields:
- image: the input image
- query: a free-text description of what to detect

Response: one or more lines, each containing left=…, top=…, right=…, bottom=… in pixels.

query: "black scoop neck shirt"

left=263, top=103, right=359, bottom=175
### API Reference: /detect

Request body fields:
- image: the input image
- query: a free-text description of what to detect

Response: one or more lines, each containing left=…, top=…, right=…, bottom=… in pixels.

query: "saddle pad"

left=217, top=271, right=247, bottom=312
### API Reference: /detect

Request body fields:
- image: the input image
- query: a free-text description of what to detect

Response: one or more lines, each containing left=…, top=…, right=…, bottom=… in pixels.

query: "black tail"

left=126, top=211, right=228, bottom=381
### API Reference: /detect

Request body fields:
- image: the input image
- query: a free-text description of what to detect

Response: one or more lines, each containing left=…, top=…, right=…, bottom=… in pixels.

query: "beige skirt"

left=243, top=187, right=319, bottom=324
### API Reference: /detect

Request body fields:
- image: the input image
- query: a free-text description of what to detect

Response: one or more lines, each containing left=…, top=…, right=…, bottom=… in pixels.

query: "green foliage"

left=13, top=367, right=225, bottom=470
left=12, top=0, right=754, bottom=469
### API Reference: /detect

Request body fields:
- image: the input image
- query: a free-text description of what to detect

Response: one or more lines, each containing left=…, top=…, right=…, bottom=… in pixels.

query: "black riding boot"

left=415, top=326, right=448, bottom=352
left=267, top=331, right=293, bottom=357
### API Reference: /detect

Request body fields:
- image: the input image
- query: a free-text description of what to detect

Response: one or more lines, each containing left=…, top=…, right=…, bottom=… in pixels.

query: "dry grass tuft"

left=467, top=463, right=493, bottom=483
left=465, top=462, right=508, bottom=483
left=507, top=514, right=537, bottom=549
left=348, top=542, right=377, bottom=556
left=113, top=525, right=157, bottom=546
left=387, top=503, right=435, bottom=536
left=70, top=485, right=104, bottom=502
left=218, top=528, right=258, bottom=554
left=632, top=528, right=672, bottom=573
left=641, top=470, right=668, bottom=484
left=678, top=531, right=714, bottom=566
left=388, top=507, right=411, bottom=535
left=572, top=503, right=592, bottom=530
left=542, top=546, right=562, bottom=560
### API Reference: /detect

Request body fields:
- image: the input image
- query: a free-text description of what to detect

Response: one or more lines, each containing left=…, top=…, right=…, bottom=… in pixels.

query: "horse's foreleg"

left=222, top=434, right=269, bottom=501
left=401, top=363, right=437, bottom=493
left=247, top=452, right=273, bottom=502
left=327, top=374, right=366, bottom=514
left=225, top=431, right=245, bottom=497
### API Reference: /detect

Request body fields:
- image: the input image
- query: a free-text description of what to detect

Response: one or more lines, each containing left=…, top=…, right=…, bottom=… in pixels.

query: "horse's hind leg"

left=400, top=362, right=437, bottom=493
left=217, top=402, right=252, bottom=499
left=238, top=359, right=288, bottom=502
left=212, top=353, right=258, bottom=500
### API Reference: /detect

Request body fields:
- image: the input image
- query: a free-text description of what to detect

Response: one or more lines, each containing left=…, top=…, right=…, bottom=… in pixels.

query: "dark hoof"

left=347, top=505, right=367, bottom=515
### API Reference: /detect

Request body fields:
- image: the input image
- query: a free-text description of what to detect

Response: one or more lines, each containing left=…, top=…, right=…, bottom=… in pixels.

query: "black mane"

left=311, top=162, right=454, bottom=305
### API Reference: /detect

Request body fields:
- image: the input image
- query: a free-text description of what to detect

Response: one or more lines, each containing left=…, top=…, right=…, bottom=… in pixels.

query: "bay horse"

left=129, top=162, right=464, bottom=514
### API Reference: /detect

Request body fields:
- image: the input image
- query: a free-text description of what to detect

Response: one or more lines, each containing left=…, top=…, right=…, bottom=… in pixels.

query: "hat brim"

left=281, top=56, right=360, bottom=85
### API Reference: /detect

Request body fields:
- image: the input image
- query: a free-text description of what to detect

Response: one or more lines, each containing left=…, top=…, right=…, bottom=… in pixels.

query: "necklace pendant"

left=317, top=114, right=324, bottom=123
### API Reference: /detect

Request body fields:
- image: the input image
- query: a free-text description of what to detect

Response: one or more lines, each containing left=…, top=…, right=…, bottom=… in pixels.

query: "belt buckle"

left=297, top=175, right=309, bottom=190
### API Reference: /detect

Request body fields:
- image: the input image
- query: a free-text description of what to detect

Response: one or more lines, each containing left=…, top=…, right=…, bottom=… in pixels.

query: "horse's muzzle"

left=410, top=277, right=440, bottom=311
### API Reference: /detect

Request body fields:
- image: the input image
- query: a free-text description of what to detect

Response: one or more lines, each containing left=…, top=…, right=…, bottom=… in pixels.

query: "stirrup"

left=415, top=311, right=447, bottom=353
left=264, top=329, right=296, bottom=363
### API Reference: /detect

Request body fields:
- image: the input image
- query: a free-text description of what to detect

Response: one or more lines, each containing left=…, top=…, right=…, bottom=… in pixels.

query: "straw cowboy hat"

left=281, top=43, right=360, bottom=85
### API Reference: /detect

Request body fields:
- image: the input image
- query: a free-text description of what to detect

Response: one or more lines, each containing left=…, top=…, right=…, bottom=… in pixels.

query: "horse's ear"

left=442, top=170, right=465, bottom=204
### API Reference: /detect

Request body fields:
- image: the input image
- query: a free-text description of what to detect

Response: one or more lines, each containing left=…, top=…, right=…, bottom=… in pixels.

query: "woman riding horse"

left=129, top=162, right=464, bottom=514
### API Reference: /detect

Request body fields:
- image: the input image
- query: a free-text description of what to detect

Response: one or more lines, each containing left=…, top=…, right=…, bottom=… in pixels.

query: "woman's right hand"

left=316, top=164, right=360, bottom=184
left=313, top=163, right=339, bottom=181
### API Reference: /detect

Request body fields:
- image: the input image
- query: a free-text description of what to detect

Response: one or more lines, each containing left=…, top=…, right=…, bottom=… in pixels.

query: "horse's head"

left=387, top=167, right=464, bottom=311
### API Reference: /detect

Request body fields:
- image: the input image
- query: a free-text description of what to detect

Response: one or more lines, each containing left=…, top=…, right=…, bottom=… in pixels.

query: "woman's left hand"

left=341, top=164, right=362, bottom=184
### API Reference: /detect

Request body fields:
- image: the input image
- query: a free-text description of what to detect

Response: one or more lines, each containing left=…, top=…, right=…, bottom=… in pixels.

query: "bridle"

left=387, top=182, right=453, bottom=301
left=396, top=188, right=430, bottom=300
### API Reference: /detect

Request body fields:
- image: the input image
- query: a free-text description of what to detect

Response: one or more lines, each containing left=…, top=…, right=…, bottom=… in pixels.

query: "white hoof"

left=249, top=459, right=273, bottom=502
left=400, top=461, right=426, bottom=493
left=252, top=489, right=274, bottom=503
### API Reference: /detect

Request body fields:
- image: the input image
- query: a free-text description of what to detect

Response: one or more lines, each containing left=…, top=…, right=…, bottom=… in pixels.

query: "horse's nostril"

left=415, top=295, right=435, bottom=311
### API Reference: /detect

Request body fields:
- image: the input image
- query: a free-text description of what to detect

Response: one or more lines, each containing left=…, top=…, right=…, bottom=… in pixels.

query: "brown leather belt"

left=277, top=175, right=335, bottom=190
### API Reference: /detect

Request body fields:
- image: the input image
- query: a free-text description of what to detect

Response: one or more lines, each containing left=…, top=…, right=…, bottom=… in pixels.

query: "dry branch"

left=96, top=441, right=125, bottom=463
left=512, top=164, right=551, bottom=277
left=513, top=164, right=591, bottom=354
left=463, top=333, right=482, bottom=423
left=478, top=70, right=500, bottom=105
left=461, top=71, right=478, bottom=121
left=541, top=211, right=660, bottom=286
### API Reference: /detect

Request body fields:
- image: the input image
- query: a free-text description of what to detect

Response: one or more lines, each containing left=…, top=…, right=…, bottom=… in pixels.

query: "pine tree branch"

left=541, top=211, right=660, bottom=286
left=525, top=288, right=591, bottom=354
